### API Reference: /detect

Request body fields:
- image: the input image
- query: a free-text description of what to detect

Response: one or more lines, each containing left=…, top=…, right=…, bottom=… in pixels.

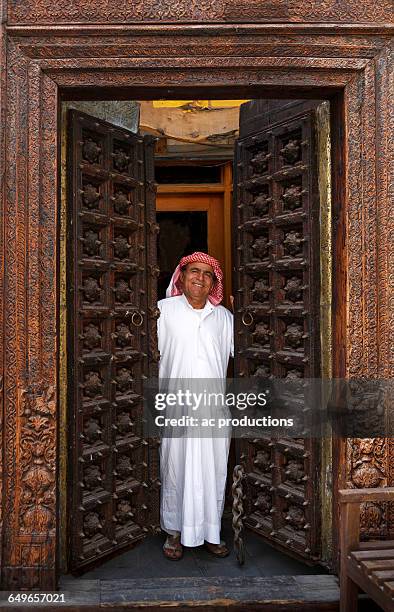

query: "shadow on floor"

left=62, top=517, right=327, bottom=581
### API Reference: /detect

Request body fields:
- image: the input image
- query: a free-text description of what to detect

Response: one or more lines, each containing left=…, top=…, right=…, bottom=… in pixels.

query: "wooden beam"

left=157, top=184, right=225, bottom=194
left=140, top=101, right=240, bottom=145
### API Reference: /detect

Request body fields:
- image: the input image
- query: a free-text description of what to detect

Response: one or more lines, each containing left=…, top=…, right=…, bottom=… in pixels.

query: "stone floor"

left=61, top=517, right=326, bottom=582
left=52, top=519, right=379, bottom=610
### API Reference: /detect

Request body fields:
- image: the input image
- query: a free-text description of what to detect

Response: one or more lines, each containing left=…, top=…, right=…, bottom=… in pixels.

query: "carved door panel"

left=67, top=110, right=159, bottom=571
left=233, top=100, right=322, bottom=562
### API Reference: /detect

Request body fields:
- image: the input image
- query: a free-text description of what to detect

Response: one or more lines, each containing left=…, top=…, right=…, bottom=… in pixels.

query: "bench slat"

left=351, top=549, right=394, bottom=562
left=359, top=540, right=394, bottom=551
left=361, top=559, right=394, bottom=574
left=370, top=570, right=394, bottom=585
left=383, top=581, right=394, bottom=596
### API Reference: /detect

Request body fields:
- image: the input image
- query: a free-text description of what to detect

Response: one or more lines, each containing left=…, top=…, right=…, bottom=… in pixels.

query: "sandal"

left=163, top=534, right=183, bottom=561
left=204, top=540, right=230, bottom=558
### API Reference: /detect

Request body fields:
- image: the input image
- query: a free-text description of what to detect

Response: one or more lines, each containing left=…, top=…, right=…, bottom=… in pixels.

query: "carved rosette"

left=112, top=148, right=130, bottom=173
left=253, top=279, right=270, bottom=303
left=112, top=189, right=131, bottom=215
left=114, top=322, right=133, bottom=348
left=281, top=185, right=303, bottom=211
left=81, top=323, right=102, bottom=350
left=283, top=276, right=303, bottom=302
left=285, top=459, right=305, bottom=484
left=113, top=235, right=132, bottom=260
left=280, top=139, right=301, bottom=165
left=82, top=137, right=101, bottom=164
left=283, top=231, right=303, bottom=257
left=81, top=183, right=100, bottom=209
left=284, top=322, right=304, bottom=350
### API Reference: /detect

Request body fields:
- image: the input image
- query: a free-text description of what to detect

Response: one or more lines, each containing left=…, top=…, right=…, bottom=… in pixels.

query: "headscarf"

left=165, top=251, right=224, bottom=306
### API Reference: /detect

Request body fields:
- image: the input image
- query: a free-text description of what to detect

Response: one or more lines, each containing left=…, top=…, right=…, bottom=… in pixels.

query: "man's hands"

left=229, top=295, right=234, bottom=313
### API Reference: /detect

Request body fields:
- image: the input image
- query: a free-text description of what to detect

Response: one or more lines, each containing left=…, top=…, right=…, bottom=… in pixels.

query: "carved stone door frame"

left=1, top=15, right=393, bottom=590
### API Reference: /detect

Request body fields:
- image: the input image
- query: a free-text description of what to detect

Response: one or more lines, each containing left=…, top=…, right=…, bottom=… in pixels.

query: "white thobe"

left=157, top=293, right=234, bottom=546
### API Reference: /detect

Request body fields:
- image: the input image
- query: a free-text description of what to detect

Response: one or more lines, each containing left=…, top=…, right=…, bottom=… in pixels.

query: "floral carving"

left=112, top=148, right=130, bottom=173
left=252, top=236, right=269, bottom=260
left=250, top=151, right=270, bottom=174
left=251, top=193, right=271, bottom=216
left=114, top=278, right=132, bottom=303
left=253, top=279, right=270, bottom=302
left=116, top=367, right=133, bottom=393
left=254, top=492, right=271, bottom=515
left=81, top=323, right=102, bottom=351
left=113, top=235, right=132, bottom=260
left=82, top=228, right=102, bottom=257
left=284, top=322, right=304, bottom=349
left=114, top=322, right=133, bottom=348
left=7, top=0, right=392, bottom=24
left=253, top=364, right=270, bottom=378
left=285, top=504, right=305, bottom=530
left=83, top=417, right=102, bottom=444
left=117, top=411, right=133, bottom=434
left=285, top=459, right=304, bottom=483
left=283, top=230, right=303, bottom=257
left=360, top=502, right=384, bottom=533
left=83, top=511, right=102, bottom=537
left=283, top=276, right=303, bottom=302
left=82, top=276, right=101, bottom=303
left=82, top=137, right=101, bottom=164
left=83, top=371, right=103, bottom=398
left=112, top=189, right=131, bottom=215
left=252, top=322, right=270, bottom=346
left=116, top=499, right=133, bottom=524
left=351, top=438, right=385, bottom=489
left=83, top=464, right=103, bottom=490
left=117, top=455, right=133, bottom=478
left=253, top=449, right=270, bottom=472
left=81, top=183, right=100, bottom=209
left=285, top=368, right=303, bottom=380
left=281, top=185, right=303, bottom=211
left=280, top=139, right=301, bottom=165
left=348, top=439, right=389, bottom=537
left=19, top=385, right=56, bottom=535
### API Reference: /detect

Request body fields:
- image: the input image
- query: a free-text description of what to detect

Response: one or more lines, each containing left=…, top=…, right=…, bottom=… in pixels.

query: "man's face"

left=181, top=262, right=215, bottom=304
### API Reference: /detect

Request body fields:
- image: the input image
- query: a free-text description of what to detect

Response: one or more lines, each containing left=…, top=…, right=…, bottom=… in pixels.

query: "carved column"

left=2, top=42, right=58, bottom=589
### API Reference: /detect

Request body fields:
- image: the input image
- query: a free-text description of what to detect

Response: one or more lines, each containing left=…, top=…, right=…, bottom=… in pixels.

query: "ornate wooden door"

left=233, top=100, right=322, bottom=562
left=67, top=110, right=159, bottom=571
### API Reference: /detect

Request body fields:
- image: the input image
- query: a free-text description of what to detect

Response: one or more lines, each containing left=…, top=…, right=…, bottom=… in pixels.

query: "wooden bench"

left=339, top=487, right=394, bottom=612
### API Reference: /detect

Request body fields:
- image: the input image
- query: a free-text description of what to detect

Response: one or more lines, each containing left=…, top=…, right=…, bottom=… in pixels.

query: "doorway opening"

left=59, top=97, right=333, bottom=586
left=157, top=211, right=208, bottom=299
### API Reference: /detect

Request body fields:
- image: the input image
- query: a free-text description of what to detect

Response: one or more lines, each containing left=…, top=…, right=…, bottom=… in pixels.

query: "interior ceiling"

left=140, top=100, right=247, bottom=158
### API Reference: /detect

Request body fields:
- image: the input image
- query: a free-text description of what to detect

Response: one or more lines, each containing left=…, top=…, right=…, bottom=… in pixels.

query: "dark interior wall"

left=239, top=100, right=323, bottom=138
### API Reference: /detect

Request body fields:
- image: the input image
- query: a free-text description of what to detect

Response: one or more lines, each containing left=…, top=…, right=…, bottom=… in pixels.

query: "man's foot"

left=204, top=540, right=230, bottom=557
left=163, top=534, right=183, bottom=560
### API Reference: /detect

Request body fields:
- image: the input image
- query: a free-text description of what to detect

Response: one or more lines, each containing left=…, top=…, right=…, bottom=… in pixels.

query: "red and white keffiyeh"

left=166, top=251, right=224, bottom=306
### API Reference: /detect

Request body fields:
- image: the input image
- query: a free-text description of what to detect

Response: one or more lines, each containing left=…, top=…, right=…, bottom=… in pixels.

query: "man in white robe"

left=157, top=252, right=234, bottom=560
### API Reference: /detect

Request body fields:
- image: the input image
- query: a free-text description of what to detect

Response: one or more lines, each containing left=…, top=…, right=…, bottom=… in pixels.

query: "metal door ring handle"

left=241, top=311, right=254, bottom=326
left=131, top=311, right=143, bottom=327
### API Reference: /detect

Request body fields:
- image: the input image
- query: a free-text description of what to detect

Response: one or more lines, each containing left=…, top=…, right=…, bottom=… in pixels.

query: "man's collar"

left=180, top=292, right=214, bottom=314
